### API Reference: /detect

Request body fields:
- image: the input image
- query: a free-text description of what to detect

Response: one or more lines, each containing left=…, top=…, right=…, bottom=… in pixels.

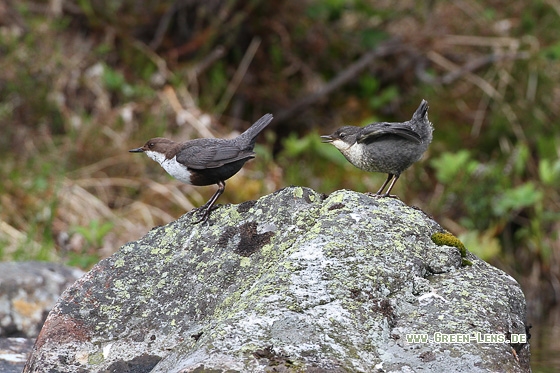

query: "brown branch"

left=149, top=0, right=181, bottom=50
left=274, top=39, right=407, bottom=124
left=419, top=51, right=531, bottom=86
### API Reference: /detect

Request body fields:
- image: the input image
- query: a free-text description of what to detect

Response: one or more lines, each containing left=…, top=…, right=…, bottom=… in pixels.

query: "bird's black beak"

left=320, top=135, right=334, bottom=143
left=129, top=147, right=145, bottom=153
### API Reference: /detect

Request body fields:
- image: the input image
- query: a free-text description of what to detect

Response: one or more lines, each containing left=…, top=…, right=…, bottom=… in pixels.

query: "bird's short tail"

left=240, top=113, right=274, bottom=146
left=413, top=100, right=429, bottom=120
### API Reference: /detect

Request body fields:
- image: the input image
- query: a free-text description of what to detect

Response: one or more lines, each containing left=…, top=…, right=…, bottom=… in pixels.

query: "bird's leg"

left=202, top=181, right=226, bottom=213
left=367, top=174, right=400, bottom=199
left=380, top=174, right=400, bottom=198
left=197, top=196, right=213, bottom=211
left=192, top=181, right=226, bottom=224
left=369, top=174, right=393, bottom=196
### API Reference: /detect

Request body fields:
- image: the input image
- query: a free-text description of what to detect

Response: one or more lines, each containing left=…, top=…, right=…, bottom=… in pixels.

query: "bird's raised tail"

left=410, top=99, right=433, bottom=143
left=412, top=100, right=429, bottom=121
left=239, top=113, right=274, bottom=147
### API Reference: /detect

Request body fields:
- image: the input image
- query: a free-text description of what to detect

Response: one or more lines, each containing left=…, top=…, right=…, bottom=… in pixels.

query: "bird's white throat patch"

left=331, top=139, right=354, bottom=151
left=145, top=150, right=167, bottom=164
left=145, top=151, right=192, bottom=184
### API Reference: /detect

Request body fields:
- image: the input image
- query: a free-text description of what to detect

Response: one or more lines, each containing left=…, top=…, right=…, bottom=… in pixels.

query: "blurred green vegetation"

left=0, top=0, right=559, bottom=329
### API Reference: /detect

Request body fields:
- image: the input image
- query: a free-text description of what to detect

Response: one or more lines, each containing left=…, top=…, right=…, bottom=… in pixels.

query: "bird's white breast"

left=339, top=142, right=365, bottom=161
left=334, top=142, right=379, bottom=172
left=145, top=151, right=192, bottom=184
left=333, top=140, right=363, bottom=163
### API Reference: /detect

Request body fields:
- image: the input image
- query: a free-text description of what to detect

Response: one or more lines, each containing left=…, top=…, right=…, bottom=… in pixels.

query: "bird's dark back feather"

left=175, top=113, right=272, bottom=169
left=357, top=123, right=422, bottom=144
left=175, top=139, right=255, bottom=170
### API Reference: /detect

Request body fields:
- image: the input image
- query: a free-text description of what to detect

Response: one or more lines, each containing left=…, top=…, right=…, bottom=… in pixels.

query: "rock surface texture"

left=24, top=187, right=530, bottom=372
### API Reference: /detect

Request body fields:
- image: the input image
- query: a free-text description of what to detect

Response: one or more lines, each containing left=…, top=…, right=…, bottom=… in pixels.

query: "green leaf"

left=360, top=29, right=388, bottom=49
left=492, top=182, right=543, bottom=216
left=66, top=253, right=101, bottom=269
left=430, top=150, right=475, bottom=184
left=368, top=85, right=398, bottom=110
left=459, top=229, right=501, bottom=261
left=539, top=158, right=560, bottom=186
left=513, top=143, right=529, bottom=176
left=71, top=219, right=114, bottom=247
left=102, top=65, right=126, bottom=91
left=359, top=75, right=380, bottom=97
left=282, top=133, right=314, bottom=157
left=541, top=41, right=560, bottom=60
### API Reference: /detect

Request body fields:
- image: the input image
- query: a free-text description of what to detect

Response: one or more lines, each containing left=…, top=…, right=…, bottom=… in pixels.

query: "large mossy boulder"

left=24, top=187, right=530, bottom=372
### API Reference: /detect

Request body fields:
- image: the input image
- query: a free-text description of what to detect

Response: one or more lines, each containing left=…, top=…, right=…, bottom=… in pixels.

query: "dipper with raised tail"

left=130, top=113, right=273, bottom=224
left=321, top=100, right=433, bottom=197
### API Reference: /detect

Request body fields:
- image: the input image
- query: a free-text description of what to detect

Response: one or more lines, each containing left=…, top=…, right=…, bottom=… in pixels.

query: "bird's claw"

left=191, top=204, right=220, bottom=225
left=366, top=192, right=400, bottom=200
left=383, top=194, right=400, bottom=200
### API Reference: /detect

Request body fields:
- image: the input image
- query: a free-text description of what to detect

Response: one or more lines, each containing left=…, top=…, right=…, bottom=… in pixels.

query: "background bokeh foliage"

left=1, top=0, right=559, bottom=340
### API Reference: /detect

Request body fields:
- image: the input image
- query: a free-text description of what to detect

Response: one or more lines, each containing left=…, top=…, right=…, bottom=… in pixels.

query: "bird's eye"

left=149, top=142, right=155, bottom=148
left=339, top=132, right=346, bottom=139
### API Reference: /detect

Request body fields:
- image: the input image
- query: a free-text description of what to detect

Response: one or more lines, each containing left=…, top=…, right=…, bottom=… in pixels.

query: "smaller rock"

left=0, top=262, right=84, bottom=338
left=0, top=338, right=35, bottom=373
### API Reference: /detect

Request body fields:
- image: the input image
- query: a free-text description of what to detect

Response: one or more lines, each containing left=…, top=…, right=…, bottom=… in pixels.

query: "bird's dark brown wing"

left=357, top=122, right=422, bottom=144
left=175, top=140, right=255, bottom=170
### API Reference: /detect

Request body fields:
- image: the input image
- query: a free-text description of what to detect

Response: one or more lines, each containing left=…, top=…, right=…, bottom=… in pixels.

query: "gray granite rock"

left=23, top=187, right=531, bottom=372
left=0, top=261, right=84, bottom=338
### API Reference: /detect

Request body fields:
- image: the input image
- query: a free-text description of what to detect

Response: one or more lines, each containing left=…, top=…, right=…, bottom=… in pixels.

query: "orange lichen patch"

left=12, top=298, right=46, bottom=318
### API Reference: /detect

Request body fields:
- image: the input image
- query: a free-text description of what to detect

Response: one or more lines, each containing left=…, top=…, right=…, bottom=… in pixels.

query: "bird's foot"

left=192, top=207, right=213, bottom=224
left=191, top=204, right=220, bottom=225
left=366, top=192, right=400, bottom=200
left=383, top=194, right=400, bottom=200
left=191, top=209, right=210, bottom=225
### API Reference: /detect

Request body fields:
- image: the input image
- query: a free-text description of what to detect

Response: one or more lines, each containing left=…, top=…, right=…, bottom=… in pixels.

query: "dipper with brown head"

left=130, top=113, right=273, bottom=223
left=321, top=100, right=433, bottom=197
